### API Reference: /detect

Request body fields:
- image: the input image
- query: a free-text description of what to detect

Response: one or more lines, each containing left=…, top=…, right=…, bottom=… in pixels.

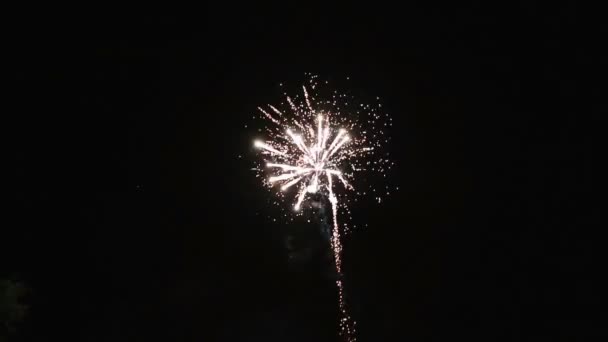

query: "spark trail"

left=252, top=75, right=393, bottom=341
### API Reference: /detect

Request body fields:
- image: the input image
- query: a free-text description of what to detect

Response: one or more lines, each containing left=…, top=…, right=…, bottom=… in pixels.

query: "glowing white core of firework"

left=254, top=113, right=350, bottom=210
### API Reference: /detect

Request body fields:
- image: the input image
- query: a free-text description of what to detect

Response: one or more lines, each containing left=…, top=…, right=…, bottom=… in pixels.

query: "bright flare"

left=255, top=113, right=350, bottom=209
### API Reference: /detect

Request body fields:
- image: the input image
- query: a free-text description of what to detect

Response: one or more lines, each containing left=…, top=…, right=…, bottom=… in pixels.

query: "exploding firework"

left=251, top=75, right=393, bottom=341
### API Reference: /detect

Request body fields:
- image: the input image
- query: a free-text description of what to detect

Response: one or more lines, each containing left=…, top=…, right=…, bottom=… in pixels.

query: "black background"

left=5, top=4, right=602, bottom=341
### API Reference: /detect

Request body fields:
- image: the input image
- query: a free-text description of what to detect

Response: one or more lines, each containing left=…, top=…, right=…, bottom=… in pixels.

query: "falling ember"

left=251, top=75, right=394, bottom=341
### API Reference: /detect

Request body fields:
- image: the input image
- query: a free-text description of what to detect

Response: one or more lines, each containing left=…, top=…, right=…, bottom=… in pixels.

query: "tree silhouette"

left=0, top=279, right=28, bottom=341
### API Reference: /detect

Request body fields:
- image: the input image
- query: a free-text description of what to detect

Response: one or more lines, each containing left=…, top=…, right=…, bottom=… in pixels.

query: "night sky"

left=5, top=4, right=601, bottom=341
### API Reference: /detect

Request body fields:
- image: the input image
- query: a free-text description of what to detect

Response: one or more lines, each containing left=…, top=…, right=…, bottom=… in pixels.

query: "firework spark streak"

left=252, top=76, right=393, bottom=341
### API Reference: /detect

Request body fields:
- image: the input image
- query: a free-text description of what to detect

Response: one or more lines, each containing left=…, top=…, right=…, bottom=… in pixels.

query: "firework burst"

left=252, top=75, right=393, bottom=341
